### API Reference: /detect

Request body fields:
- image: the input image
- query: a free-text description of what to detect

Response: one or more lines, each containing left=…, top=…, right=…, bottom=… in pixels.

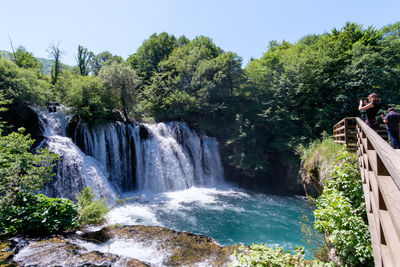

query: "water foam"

left=74, top=239, right=168, bottom=266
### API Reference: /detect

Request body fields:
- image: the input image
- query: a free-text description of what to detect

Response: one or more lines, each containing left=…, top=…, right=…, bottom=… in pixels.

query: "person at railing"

left=358, top=93, right=382, bottom=130
left=381, top=108, right=400, bottom=149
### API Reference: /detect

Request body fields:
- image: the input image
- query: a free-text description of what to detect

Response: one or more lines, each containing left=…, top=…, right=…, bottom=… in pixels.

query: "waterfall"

left=132, top=122, right=224, bottom=192
left=35, top=106, right=224, bottom=199
left=74, top=121, right=135, bottom=191
left=35, top=107, right=118, bottom=200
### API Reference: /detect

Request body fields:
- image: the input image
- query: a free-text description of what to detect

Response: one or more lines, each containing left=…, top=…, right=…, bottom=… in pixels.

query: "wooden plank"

left=363, top=180, right=381, bottom=266
left=334, top=125, right=345, bottom=132
left=381, top=244, right=394, bottom=267
left=362, top=153, right=370, bottom=172
left=334, top=118, right=346, bottom=127
left=368, top=170, right=379, bottom=212
left=363, top=183, right=371, bottom=213
left=334, top=140, right=346, bottom=144
left=366, top=210, right=381, bottom=267
left=370, top=191, right=381, bottom=244
left=380, top=210, right=400, bottom=264
left=367, top=191, right=381, bottom=266
left=361, top=136, right=369, bottom=152
left=378, top=175, right=400, bottom=240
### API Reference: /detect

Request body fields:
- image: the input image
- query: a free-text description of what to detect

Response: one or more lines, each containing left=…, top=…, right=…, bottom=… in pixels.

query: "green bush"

left=0, top=192, right=78, bottom=236
left=76, top=187, right=109, bottom=225
left=314, top=149, right=373, bottom=266
left=0, top=128, right=58, bottom=202
left=297, top=136, right=343, bottom=194
left=231, top=244, right=332, bottom=267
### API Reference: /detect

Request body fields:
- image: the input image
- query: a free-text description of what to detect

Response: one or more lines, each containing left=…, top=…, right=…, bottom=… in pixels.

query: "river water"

left=106, top=186, right=317, bottom=255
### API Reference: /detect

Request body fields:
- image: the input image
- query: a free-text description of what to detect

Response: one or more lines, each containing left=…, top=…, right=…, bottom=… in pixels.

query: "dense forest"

left=1, top=22, right=400, bottom=192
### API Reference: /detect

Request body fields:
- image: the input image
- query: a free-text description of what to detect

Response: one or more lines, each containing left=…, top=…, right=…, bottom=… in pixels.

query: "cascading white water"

left=34, top=106, right=224, bottom=198
left=75, top=120, right=223, bottom=192
left=131, top=122, right=224, bottom=192
left=35, top=107, right=118, bottom=200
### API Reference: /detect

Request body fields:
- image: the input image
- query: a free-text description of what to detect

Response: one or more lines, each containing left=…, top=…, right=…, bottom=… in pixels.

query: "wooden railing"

left=333, top=117, right=388, bottom=150
left=333, top=117, right=400, bottom=267
left=333, top=117, right=358, bottom=150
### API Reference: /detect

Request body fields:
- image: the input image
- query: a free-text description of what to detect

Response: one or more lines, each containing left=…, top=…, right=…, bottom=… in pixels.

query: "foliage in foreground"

left=76, top=186, right=110, bottom=225
left=0, top=128, right=57, bottom=203
left=231, top=244, right=333, bottom=267
left=0, top=191, right=78, bottom=236
left=314, top=149, right=373, bottom=266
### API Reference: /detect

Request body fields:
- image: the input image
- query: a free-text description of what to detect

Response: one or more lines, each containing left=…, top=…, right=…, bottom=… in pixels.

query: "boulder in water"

left=139, top=124, right=150, bottom=140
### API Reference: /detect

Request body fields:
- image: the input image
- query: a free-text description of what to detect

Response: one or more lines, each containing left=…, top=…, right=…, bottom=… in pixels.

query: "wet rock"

left=100, top=225, right=239, bottom=266
left=13, top=237, right=149, bottom=267
left=2, top=102, right=43, bottom=145
left=10, top=225, right=240, bottom=266
left=139, top=124, right=150, bottom=140
left=66, top=114, right=80, bottom=140
left=8, top=237, right=29, bottom=254
left=111, top=109, right=126, bottom=122
left=81, top=228, right=111, bottom=243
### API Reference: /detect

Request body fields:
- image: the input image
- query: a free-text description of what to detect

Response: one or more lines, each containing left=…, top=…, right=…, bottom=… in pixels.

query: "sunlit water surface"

left=105, top=186, right=318, bottom=257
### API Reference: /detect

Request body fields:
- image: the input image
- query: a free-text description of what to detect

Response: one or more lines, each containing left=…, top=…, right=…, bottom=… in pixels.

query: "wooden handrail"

left=333, top=117, right=400, bottom=267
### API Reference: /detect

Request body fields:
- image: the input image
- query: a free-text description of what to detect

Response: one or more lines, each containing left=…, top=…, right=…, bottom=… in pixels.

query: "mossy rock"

left=100, top=225, right=238, bottom=266
left=0, top=241, right=16, bottom=267
left=80, top=228, right=111, bottom=243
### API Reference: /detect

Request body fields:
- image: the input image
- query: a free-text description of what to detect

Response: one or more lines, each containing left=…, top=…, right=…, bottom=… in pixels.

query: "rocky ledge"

left=1, top=225, right=241, bottom=266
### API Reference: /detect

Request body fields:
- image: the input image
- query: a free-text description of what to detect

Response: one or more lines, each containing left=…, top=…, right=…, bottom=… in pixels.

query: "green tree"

left=76, top=45, right=93, bottom=76
left=127, top=32, right=187, bottom=84
left=63, top=74, right=116, bottom=123
left=48, top=42, right=64, bottom=85
left=90, top=51, right=123, bottom=76
left=14, top=46, right=42, bottom=71
left=0, top=58, right=52, bottom=105
left=0, top=128, right=58, bottom=203
left=99, top=62, right=140, bottom=119
left=143, top=36, right=242, bottom=135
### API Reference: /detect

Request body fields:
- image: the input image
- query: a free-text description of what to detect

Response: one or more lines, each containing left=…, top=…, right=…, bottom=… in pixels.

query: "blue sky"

left=1, top=0, right=399, bottom=66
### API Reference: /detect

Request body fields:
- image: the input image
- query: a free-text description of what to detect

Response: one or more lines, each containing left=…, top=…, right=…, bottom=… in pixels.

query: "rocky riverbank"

left=1, top=225, right=241, bottom=266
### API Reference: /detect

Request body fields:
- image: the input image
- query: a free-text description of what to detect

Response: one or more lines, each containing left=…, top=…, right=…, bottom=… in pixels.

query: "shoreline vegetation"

left=1, top=20, right=399, bottom=265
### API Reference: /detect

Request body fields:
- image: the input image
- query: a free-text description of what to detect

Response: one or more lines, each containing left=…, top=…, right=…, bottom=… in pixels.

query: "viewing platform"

left=333, top=117, right=400, bottom=267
